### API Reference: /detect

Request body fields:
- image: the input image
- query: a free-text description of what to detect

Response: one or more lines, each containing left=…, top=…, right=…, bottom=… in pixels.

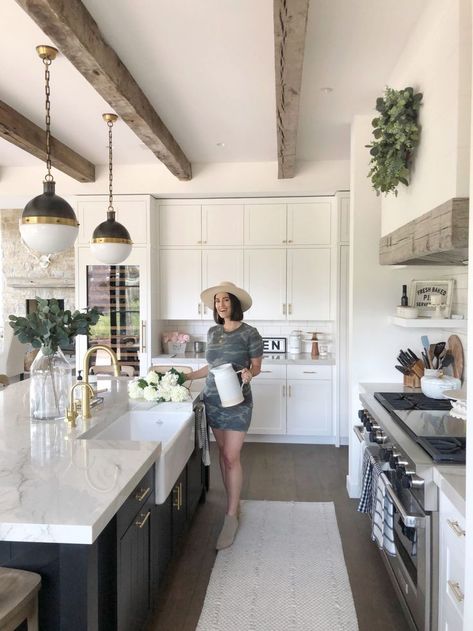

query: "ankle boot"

left=216, top=514, right=239, bottom=550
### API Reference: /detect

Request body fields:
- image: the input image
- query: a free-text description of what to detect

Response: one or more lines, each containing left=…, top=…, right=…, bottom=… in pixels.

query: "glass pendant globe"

left=20, top=222, right=78, bottom=255
left=90, top=241, right=132, bottom=264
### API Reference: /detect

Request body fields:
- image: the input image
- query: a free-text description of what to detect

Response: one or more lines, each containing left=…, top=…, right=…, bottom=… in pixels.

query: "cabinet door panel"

left=248, top=380, right=286, bottom=434
left=202, top=249, right=244, bottom=320
left=338, top=195, right=350, bottom=243
left=202, top=204, right=244, bottom=245
left=286, top=380, right=332, bottom=436
left=244, top=249, right=286, bottom=320
left=287, top=249, right=331, bottom=320
left=244, top=204, right=286, bottom=245
left=287, top=201, right=331, bottom=245
left=160, top=250, right=202, bottom=319
left=159, top=205, right=201, bottom=246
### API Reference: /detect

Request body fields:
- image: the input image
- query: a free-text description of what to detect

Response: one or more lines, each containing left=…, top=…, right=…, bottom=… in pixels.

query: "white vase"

left=29, top=347, right=73, bottom=420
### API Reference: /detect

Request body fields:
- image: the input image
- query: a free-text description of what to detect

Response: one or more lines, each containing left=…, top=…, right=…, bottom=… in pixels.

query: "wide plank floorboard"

left=146, top=443, right=408, bottom=631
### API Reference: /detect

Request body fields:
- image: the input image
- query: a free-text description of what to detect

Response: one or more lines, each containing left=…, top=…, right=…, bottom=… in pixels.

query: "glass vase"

left=30, top=347, right=72, bottom=421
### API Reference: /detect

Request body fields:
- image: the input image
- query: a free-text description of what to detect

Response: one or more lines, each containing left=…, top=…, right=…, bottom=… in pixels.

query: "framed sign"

left=262, top=337, right=286, bottom=353
left=408, top=280, right=454, bottom=318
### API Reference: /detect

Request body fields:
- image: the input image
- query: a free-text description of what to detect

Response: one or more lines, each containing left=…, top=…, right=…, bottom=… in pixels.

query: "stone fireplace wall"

left=1, top=209, right=75, bottom=340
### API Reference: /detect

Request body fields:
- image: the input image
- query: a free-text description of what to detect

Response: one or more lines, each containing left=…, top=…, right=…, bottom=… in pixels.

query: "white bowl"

left=396, top=306, right=419, bottom=319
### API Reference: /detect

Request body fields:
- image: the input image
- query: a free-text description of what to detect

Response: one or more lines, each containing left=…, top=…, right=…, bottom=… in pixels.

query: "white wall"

left=0, top=160, right=349, bottom=204
left=347, top=115, right=466, bottom=498
left=381, top=0, right=471, bottom=235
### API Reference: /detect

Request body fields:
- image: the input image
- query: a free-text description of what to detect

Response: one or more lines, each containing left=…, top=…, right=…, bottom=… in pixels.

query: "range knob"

left=389, top=453, right=400, bottom=468
left=358, top=409, right=365, bottom=420
left=379, top=447, right=393, bottom=462
left=401, top=473, right=413, bottom=488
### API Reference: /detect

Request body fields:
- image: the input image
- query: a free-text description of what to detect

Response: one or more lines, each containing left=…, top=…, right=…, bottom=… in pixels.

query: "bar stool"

left=0, top=567, right=41, bottom=631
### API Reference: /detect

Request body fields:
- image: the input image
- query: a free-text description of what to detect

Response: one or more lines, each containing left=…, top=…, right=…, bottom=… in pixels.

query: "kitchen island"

left=0, top=377, right=205, bottom=630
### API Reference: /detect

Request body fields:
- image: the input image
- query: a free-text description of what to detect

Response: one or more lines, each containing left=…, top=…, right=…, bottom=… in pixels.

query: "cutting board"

left=447, top=335, right=464, bottom=380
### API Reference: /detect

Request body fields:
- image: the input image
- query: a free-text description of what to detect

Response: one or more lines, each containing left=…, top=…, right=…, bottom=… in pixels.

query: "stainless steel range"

left=355, top=390, right=466, bottom=631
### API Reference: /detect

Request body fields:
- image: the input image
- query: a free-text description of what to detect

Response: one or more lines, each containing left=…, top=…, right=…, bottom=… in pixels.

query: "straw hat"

left=200, top=281, right=252, bottom=312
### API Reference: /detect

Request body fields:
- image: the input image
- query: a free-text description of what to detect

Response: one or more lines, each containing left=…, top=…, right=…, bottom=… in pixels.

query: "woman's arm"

left=184, top=365, right=209, bottom=382
left=241, top=356, right=263, bottom=384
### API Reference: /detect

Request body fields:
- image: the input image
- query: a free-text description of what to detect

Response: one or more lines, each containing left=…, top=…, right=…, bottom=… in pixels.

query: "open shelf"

left=389, top=316, right=467, bottom=329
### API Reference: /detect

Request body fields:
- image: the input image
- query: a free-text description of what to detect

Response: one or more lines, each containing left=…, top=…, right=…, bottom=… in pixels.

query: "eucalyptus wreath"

left=366, top=86, right=423, bottom=196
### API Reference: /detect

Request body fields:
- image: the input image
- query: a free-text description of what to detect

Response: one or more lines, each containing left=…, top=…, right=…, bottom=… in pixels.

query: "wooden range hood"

left=379, top=198, right=469, bottom=265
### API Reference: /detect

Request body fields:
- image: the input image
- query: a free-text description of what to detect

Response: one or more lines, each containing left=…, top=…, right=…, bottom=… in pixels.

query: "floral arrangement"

left=366, top=86, right=423, bottom=196
left=162, top=331, right=190, bottom=344
left=128, top=368, right=191, bottom=403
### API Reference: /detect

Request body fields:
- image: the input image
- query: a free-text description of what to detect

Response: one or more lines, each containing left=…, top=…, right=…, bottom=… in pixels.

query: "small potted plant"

left=9, top=298, right=101, bottom=420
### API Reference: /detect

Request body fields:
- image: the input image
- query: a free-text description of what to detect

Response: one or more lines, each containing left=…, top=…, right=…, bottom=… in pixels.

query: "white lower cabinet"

left=438, top=491, right=465, bottom=631
left=248, top=366, right=286, bottom=435
left=248, top=364, right=333, bottom=438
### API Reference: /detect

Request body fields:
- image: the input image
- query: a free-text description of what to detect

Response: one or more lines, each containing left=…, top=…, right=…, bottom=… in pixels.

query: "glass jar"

left=29, top=347, right=73, bottom=420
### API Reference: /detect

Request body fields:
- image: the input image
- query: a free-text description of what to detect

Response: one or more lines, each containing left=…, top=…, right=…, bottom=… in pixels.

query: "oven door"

left=381, top=471, right=432, bottom=631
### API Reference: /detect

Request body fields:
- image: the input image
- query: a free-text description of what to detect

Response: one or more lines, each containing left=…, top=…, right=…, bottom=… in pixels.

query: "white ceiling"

left=0, top=0, right=428, bottom=172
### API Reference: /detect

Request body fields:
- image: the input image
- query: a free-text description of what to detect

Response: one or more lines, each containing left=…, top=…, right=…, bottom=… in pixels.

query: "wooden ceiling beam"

left=273, top=0, right=309, bottom=179
left=15, top=0, right=192, bottom=181
left=0, top=99, right=95, bottom=182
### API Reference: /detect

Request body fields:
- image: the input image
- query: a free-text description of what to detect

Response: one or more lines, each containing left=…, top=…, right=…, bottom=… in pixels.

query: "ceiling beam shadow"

left=273, top=0, right=309, bottom=179
left=16, top=0, right=192, bottom=181
left=0, top=99, right=95, bottom=182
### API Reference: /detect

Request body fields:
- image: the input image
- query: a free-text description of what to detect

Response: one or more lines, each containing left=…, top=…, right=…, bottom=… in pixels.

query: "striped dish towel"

left=357, top=444, right=381, bottom=514
left=194, top=402, right=211, bottom=466
left=371, top=467, right=396, bottom=556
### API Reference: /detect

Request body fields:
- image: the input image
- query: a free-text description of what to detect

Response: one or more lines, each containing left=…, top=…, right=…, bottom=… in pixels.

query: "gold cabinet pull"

left=135, top=511, right=151, bottom=529
left=282, top=304, right=286, bottom=315
left=282, top=385, right=286, bottom=397
left=173, top=484, right=180, bottom=508
left=135, top=487, right=151, bottom=502
left=288, top=304, right=292, bottom=315
left=303, top=371, right=317, bottom=374
left=447, top=519, right=466, bottom=537
left=179, top=482, right=183, bottom=510
left=448, top=580, right=464, bottom=602
left=288, top=384, right=292, bottom=397
left=198, top=303, right=201, bottom=315
left=140, top=320, right=147, bottom=353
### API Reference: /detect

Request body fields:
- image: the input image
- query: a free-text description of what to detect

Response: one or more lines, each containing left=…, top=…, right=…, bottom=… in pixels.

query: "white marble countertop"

left=0, top=378, right=173, bottom=545
left=359, top=383, right=466, bottom=509
left=152, top=352, right=335, bottom=366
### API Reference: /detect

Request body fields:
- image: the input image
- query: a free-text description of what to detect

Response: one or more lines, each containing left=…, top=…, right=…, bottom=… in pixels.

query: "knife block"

left=403, top=373, right=421, bottom=388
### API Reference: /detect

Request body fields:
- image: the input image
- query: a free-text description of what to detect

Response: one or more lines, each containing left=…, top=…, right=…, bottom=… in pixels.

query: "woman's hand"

left=241, top=368, right=253, bottom=384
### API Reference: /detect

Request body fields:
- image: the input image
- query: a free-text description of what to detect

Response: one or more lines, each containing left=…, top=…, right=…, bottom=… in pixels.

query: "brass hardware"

left=288, top=240, right=293, bottom=243
left=282, top=385, right=286, bottom=397
left=203, top=240, right=207, bottom=244
left=288, top=385, right=292, bottom=397
left=103, top=113, right=118, bottom=124
left=288, top=304, right=292, bottom=315
left=36, top=45, right=58, bottom=61
left=282, top=240, right=287, bottom=243
left=173, top=484, right=180, bottom=509
left=140, top=320, right=147, bottom=353
left=91, top=236, right=131, bottom=244
left=179, top=482, right=183, bottom=509
left=20, top=216, right=78, bottom=226
left=135, top=511, right=151, bottom=529
left=135, top=487, right=151, bottom=502
left=303, top=371, right=317, bottom=374
left=282, top=304, right=286, bottom=315
left=82, top=345, right=120, bottom=418
left=197, top=240, right=202, bottom=244
left=198, top=303, right=201, bottom=315
left=66, top=381, right=95, bottom=427
left=448, top=580, right=464, bottom=602
left=447, top=519, right=465, bottom=537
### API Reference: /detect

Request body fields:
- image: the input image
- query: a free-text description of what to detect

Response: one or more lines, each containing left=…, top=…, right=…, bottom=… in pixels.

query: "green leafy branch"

left=9, top=298, right=101, bottom=356
left=366, top=86, right=423, bottom=196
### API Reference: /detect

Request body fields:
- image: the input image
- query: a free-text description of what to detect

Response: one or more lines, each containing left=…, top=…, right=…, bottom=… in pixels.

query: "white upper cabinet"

left=159, top=204, right=201, bottom=246
left=76, top=195, right=149, bottom=246
left=201, top=249, right=244, bottom=320
left=244, top=249, right=287, bottom=319
left=286, top=249, right=331, bottom=320
left=336, top=192, right=350, bottom=244
left=160, top=249, right=202, bottom=319
left=287, top=201, right=332, bottom=245
left=244, top=203, right=287, bottom=245
left=202, top=204, right=244, bottom=245
left=159, top=203, right=244, bottom=246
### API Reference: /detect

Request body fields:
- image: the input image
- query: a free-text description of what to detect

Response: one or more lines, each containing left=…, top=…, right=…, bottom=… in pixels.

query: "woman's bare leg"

left=221, top=430, right=246, bottom=516
left=211, top=427, right=227, bottom=487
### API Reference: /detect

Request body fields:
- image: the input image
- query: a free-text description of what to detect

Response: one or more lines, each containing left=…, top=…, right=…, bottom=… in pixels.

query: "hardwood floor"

left=146, top=443, right=409, bottom=631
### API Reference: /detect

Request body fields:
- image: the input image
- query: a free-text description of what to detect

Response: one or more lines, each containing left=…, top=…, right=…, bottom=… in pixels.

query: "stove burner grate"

left=374, top=391, right=452, bottom=411
left=416, top=437, right=466, bottom=463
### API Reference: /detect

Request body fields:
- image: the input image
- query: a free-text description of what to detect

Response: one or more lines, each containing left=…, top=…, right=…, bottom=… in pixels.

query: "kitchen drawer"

left=117, top=466, right=155, bottom=538
left=442, top=494, right=466, bottom=558
left=257, top=365, right=286, bottom=380
left=287, top=364, right=332, bottom=380
left=445, top=542, right=465, bottom=616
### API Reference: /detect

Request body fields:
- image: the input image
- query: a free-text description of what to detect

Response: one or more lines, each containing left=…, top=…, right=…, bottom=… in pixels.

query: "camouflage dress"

left=203, top=322, right=263, bottom=432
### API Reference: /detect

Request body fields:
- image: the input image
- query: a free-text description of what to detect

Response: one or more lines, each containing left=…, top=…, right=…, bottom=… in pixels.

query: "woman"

left=185, top=281, right=263, bottom=550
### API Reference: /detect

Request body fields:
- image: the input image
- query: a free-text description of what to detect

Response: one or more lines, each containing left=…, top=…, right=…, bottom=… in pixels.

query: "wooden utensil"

left=447, top=335, right=464, bottom=380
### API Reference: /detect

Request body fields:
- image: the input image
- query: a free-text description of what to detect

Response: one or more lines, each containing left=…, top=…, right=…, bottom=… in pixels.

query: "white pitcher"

left=211, top=363, right=244, bottom=407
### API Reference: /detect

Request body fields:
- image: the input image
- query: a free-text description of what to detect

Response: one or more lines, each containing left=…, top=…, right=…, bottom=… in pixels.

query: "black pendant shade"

left=22, top=181, right=78, bottom=226
left=91, top=210, right=132, bottom=243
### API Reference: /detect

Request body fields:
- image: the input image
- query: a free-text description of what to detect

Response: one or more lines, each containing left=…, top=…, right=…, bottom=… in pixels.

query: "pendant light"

left=90, top=114, right=132, bottom=264
left=20, top=45, right=79, bottom=255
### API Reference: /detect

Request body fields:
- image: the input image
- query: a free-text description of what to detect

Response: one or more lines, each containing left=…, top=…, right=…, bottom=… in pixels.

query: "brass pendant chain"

left=108, top=119, right=114, bottom=213
left=43, top=56, right=53, bottom=182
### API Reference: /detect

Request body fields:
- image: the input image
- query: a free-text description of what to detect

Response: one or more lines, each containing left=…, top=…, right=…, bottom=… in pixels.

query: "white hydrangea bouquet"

left=128, top=368, right=191, bottom=403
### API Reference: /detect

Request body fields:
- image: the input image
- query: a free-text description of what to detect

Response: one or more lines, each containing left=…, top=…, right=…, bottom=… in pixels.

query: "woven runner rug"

left=197, top=501, right=358, bottom=631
